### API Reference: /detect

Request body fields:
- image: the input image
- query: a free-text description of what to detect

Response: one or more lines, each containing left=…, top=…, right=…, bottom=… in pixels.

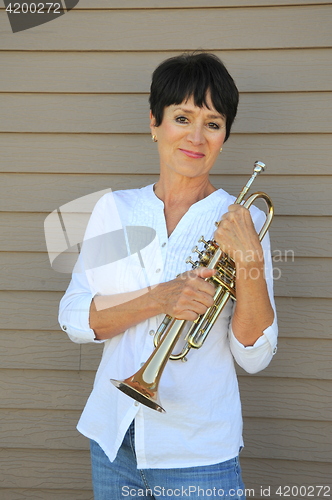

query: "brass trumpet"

left=111, top=162, right=274, bottom=413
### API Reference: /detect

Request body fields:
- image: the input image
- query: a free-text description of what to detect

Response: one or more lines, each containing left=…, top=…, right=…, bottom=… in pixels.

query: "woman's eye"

left=175, top=116, right=188, bottom=123
left=208, top=122, right=220, bottom=130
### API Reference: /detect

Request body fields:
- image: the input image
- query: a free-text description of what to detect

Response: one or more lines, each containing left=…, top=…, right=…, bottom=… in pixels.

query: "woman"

left=59, top=52, right=278, bottom=499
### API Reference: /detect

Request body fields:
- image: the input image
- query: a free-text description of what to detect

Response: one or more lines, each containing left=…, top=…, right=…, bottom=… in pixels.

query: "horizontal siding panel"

left=0, top=291, right=64, bottom=331
left=1, top=410, right=331, bottom=464
left=243, top=418, right=332, bottom=463
left=0, top=449, right=91, bottom=490
left=0, top=290, right=331, bottom=339
left=0, top=409, right=85, bottom=450
left=0, top=173, right=156, bottom=213
left=0, top=456, right=330, bottom=498
left=0, top=212, right=47, bottom=252
left=0, top=369, right=331, bottom=420
left=3, top=449, right=329, bottom=496
left=1, top=49, right=331, bottom=93
left=241, top=457, right=332, bottom=498
left=1, top=7, right=332, bottom=50
left=0, top=330, right=102, bottom=371
left=0, top=253, right=68, bottom=291
left=1, top=330, right=331, bottom=380
left=276, top=297, right=332, bottom=340
left=61, top=1, right=332, bottom=8
left=1, top=252, right=332, bottom=297
left=2, top=212, right=331, bottom=257
left=237, top=338, right=332, bottom=380
left=0, top=369, right=94, bottom=410
left=239, top=377, right=331, bottom=421
left=1, top=93, right=332, bottom=134
left=1, top=133, right=332, bottom=176
left=0, top=490, right=93, bottom=500
left=273, top=258, right=332, bottom=298
left=1, top=173, right=331, bottom=216
left=0, top=295, right=331, bottom=341
left=270, top=216, right=332, bottom=258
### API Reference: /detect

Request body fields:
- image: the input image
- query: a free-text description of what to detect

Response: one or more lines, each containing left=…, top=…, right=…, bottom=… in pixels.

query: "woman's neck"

left=153, top=174, right=217, bottom=236
left=154, top=174, right=216, bottom=210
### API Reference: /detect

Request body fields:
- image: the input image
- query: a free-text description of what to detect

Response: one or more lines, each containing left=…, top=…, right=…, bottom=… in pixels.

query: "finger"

left=227, top=205, right=251, bottom=223
left=185, top=281, right=216, bottom=307
left=176, top=309, right=200, bottom=321
left=191, top=299, right=211, bottom=315
left=219, top=212, right=230, bottom=222
left=228, top=203, right=241, bottom=211
left=183, top=292, right=214, bottom=316
left=198, top=279, right=216, bottom=297
left=196, top=291, right=215, bottom=309
left=192, top=267, right=216, bottom=279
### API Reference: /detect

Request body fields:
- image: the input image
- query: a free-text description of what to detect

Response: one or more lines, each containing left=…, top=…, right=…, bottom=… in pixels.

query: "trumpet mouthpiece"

left=254, top=161, right=266, bottom=174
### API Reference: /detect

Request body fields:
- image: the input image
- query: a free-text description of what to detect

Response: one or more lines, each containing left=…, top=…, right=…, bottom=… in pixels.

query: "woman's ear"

left=149, top=111, right=157, bottom=132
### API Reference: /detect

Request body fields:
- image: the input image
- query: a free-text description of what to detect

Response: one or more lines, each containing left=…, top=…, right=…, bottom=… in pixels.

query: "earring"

left=219, top=147, right=223, bottom=153
left=152, top=135, right=158, bottom=142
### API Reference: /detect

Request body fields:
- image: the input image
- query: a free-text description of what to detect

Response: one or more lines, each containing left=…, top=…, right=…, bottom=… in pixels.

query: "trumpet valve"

left=192, top=246, right=210, bottom=265
left=198, top=235, right=217, bottom=253
left=198, top=235, right=208, bottom=245
left=186, top=256, right=198, bottom=268
left=192, top=245, right=203, bottom=256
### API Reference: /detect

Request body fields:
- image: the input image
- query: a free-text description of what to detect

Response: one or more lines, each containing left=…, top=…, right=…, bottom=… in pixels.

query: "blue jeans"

left=90, top=422, right=246, bottom=500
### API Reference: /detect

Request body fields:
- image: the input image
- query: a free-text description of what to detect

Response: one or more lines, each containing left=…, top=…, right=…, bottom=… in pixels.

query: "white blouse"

left=59, top=184, right=278, bottom=469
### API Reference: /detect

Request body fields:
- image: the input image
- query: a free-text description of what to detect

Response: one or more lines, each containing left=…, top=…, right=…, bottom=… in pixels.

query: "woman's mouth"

left=179, top=149, right=205, bottom=159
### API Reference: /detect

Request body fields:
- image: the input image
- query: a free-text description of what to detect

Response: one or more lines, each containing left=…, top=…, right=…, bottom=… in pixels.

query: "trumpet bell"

left=111, top=376, right=166, bottom=413
left=111, top=316, right=188, bottom=413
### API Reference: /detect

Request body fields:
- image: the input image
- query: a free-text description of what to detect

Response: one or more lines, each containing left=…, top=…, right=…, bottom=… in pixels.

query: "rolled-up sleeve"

left=58, top=269, right=101, bottom=344
left=229, top=313, right=278, bottom=373
left=228, top=218, right=278, bottom=373
left=58, top=195, right=110, bottom=344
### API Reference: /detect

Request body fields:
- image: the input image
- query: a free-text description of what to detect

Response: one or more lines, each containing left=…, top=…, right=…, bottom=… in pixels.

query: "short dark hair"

left=149, top=52, right=239, bottom=141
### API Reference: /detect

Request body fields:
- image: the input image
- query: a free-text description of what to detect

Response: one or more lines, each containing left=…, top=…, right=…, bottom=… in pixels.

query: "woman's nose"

left=187, top=124, right=205, bottom=145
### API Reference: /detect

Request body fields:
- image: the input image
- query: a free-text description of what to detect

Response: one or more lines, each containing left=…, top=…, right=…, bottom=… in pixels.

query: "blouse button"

left=149, top=330, right=155, bottom=336
left=162, top=242, right=166, bottom=247
left=62, top=325, right=67, bottom=331
left=156, top=268, right=161, bottom=273
left=134, top=401, right=139, bottom=406
left=273, top=345, right=278, bottom=355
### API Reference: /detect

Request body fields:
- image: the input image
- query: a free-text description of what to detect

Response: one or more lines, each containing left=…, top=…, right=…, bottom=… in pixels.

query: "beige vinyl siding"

left=1, top=5, right=332, bottom=50
left=78, top=1, right=332, bottom=7
left=0, top=1, right=331, bottom=498
left=1, top=93, right=332, bottom=134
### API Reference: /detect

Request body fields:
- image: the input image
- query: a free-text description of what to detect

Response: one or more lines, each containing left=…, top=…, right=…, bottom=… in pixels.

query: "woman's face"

left=150, top=94, right=226, bottom=182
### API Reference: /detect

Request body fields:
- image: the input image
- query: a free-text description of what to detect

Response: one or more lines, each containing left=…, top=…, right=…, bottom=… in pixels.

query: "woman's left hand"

left=213, top=204, right=263, bottom=268
left=213, top=204, right=274, bottom=346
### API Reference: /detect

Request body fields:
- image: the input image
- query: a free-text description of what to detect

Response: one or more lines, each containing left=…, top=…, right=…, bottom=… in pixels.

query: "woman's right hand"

left=90, top=268, right=216, bottom=340
left=151, top=268, right=216, bottom=321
